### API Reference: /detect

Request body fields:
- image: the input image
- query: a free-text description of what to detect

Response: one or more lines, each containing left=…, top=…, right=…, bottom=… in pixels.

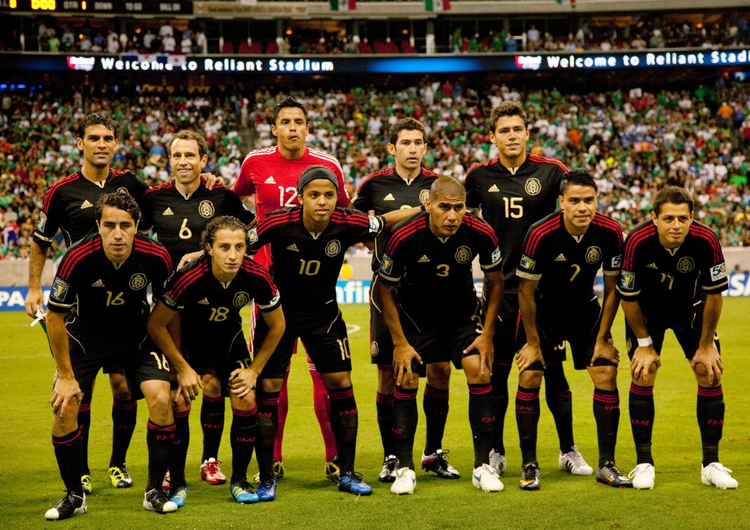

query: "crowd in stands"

left=1, top=79, right=749, bottom=261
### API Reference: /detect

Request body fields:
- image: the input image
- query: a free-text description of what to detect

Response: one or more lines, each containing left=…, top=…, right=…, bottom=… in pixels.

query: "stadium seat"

left=222, top=41, right=234, bottom=54
left=265, top=41, right=278, bottom=54
left=238, top=41, right=250, bottom=54
left=358, top=41, right=372, bottom=54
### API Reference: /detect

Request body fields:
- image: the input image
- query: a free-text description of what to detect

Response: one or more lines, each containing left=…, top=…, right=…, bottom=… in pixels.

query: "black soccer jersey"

left=141, top=179, right=255, bottom=267
left=47, top=233, right=172, bottom=346
left=34, top=169, right=149, bottom=248
left=378, top=211, right=502, bottom=322
left=161, top=254, right=279, bottom=346
left=353, top=167, right=439, bottom=271
left=517, top=211, right=623, bottom=312
left=464, top=154, right=567, bottom=292
left=250, top=207, right=385, bottom=314
left=617, top=220, right=728, bottom=317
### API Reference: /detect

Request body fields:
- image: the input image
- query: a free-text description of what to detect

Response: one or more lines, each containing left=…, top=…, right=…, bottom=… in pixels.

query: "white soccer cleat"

left=558, top=446, right=593, bottom=476
left=390, top=467, right=416, bottom=495
left=628, top=463, right=655, bottom=490
left=472, top=463, right=504, bottom=492
left=489, top=449, right=507, bottom=475
left=701, top=463, right=738, bottom=489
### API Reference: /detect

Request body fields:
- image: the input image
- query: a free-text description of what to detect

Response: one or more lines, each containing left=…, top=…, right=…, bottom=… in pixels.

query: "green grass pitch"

left=1, top=300, right=748, bottom=529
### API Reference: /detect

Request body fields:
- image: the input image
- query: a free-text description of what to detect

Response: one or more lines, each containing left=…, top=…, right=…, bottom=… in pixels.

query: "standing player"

left=376, top=176, right=505, bottom=495
left=514, top=170, right=631, bottom=490
left=234, top=97, right=350, bottom=480
left=26, top=113, right=149, bottom=494
left=353, top=118, right=455, bottom=483
left=250, top=166, right=417, bottom=500
left=147, top=216, right=285, bottom=506
left=44, top=193, right=177, bottom=520
left=618, top=186, right=738, bottom=490
left=464, top=101, right=592, bottom=477
left=141, top=130, right=255, bottom=490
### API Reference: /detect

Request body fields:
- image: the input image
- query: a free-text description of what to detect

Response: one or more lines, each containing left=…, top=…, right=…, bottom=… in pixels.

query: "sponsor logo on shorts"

left=677, top=256, right=695, bottom=273
left=524, top=178, right=541, bottom=196
left=585, top=246, right=602, bottom=264
left=371, top=341, right=379, bottom=358
left=455, top=246, right=472, bottom=264
left=234, top=291, right=250, bottom=308
left=326, top=239, right=341, bottom=257
left=199, top=200, right=215, bottom=218
left=51, top=277, right=69, bottom=301
left=129, top=273, right=147, bottom=290
left=710, top=262, right=727, bottom=282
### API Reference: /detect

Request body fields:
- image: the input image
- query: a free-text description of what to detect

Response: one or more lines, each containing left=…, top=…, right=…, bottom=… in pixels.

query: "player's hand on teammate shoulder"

left=201, top=173, right=224, bottom=190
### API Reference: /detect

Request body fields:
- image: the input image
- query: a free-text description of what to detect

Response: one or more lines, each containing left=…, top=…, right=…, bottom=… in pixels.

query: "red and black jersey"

left=464, top=154, right=567, bottom=292
left=250, top=206, right=384, bottom=315
left=353, top=167, right=439, bottom=271
left=517, top=211, right=623, bottom=312
left=140, top=178, right=255, bottom=267
left=617, top=220, right=728, bottom=317
left=379, top=211, right=502, bottom=322
left=161, top=254, right=279, bottom=347
left=34, top=169, right=149, bottom=247
left=47, top=233, right=172, bottom=346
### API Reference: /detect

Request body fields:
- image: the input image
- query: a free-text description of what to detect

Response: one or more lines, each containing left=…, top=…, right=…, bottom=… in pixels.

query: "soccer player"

left=618, top=186, right=738, bottom=490
left=26, top=113, right=149, bottom=494
left=146, top=216, right=286, bottom=506
left=514, top=170, right=631, bottom=490
left=234, top=97, right=350, bottom=480
left=249, top=166, right=416, bottom=499
left=44, top=192, right=177, bottom=520
left=376, top=176, right=505, bottom=495
left=353, top=118, right=456, bottom=483
left=464, top=101, right=592, bottom=477
left=141, top=130, right=255, bottom=490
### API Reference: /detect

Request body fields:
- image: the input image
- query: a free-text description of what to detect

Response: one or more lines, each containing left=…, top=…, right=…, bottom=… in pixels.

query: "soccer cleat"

left=519, top=462, right=541, bottom=491
left=701, top=463, right=738, bottom=489
left=108, top=465, right=133, bottom=488
left=45, top=492, right=87, bottom=521
left=256, top=478, right=277, bottom=502
left=325, top=456, right=341, bottom=483
left=596, top=461, right=633, bottom=488
left=200, top=458, right=227, bottom=485
left=338, top=471, right=373, bottom=496
left=390, top=467, right=416, bottom=495
left=558, top=446, right=593, bottom=476
left=421, top=449, right=460, bottom=479
left=230, top=480, right=259, bottom=504
left=489, top=449, right=507, bottom=475
left=162, top=470, right=171, bottom=491
left=273, top=460, right=285, bottom=480
left=628, top=463, right=655, bottom=490
left=143, top=489, right=178, bottom=513
left=471, top=463, right=504, bottom=492
left=169, top=486, right=188, bottom=508
left=378, top=455, right=399, bottom=483
left=81, top=475, right=92, bottom=495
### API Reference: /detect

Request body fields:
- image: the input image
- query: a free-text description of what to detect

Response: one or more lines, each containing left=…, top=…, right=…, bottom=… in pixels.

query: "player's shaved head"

left=429, top=176, right=466, bottom=202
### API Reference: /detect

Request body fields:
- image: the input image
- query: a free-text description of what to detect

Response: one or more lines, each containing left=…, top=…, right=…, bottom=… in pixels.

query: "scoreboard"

left=0, top=0, right=193, bottom=14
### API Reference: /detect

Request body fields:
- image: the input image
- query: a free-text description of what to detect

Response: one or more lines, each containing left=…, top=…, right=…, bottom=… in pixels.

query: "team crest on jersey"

left=371, top=341, right=379, bottom=358
left=520, top=255, right=536, bottom=271
left=399, top=204, right=413, bottom=210
left=325, top=240, right=341, bottom=257
left=710, top=263, right=727, bottom=282
left=419, top=189, right=430, bottom=205
left=37, top=212, right=47, bottom=232
left=199, top=200, right=215, bottom=218
left=381, top=254, right=394, bottom=275
left=524, top=178, right=542, bottom=196
left=620, top=271, right=635, bottom=290
left=676, top=257, right=695, bottom=274
left=51, top=277, right=69, bottom=301
left=455, top=246, right=472, bottom=264
left=233, top=291, right=251, bottom=308
left=129, top=273, right=147, bottom=290
left=585, top=246, right=602, bottom=264
left=117, top=187, right=131, bottom=196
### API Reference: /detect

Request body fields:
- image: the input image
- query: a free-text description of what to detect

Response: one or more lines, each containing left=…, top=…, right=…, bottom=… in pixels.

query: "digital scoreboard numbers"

left=0, top=0, right=193, bottom=13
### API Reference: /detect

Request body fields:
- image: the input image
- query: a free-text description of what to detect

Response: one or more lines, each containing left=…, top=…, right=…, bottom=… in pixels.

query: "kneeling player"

left=515, top=170, right=631, bottom=490
left=147, top=216, right=285, bottom=505
left=377, top=176, right=505, bottom=495
left=44, top=193, right=176, bottom=520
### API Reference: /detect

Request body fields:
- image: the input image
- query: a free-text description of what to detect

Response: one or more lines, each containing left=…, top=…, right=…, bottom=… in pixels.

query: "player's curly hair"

left=95, top=191, right=141, bottom=223
left=201, top=216, right=249, bottom=255
left=488, top=101, right=528, bottom=134
left=168, top=130, right=209, bottom=158
left=272, top=97, right=308, bottom=125
left=560, top=169, right=597, bottom=195
left=78, top=112, right=117, bottom=139
left=389, top=117, right=426, bottom=145
left=652, top=186, right=694, bottom=216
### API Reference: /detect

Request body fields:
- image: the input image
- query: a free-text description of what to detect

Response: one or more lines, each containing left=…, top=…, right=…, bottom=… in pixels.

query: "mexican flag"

left=330, top=0, right=356, bottom=10
left=425, top=0, right=451, bottom=11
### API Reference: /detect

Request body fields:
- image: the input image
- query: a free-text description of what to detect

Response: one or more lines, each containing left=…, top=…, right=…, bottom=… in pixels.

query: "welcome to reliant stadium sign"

left=1, top=49, right=749, bottom=74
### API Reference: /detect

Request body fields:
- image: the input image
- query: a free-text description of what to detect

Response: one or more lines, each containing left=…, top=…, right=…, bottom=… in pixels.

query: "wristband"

left=637, top=336, right=653, bottom=347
